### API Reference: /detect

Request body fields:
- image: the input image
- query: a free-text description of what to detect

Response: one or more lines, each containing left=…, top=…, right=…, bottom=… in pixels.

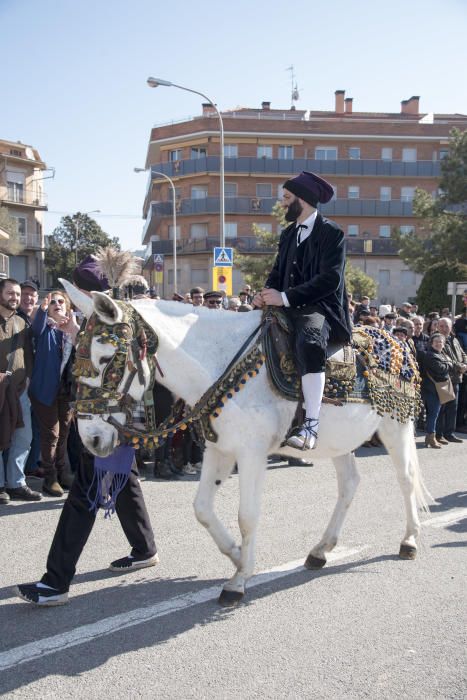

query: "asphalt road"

left=1, top=435, right=466, bottom=699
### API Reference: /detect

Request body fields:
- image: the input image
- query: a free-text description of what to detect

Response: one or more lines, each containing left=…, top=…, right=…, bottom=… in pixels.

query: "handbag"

left=0, top=317, right=20, bottom=413
left=427, top=372, right=456, bottom=405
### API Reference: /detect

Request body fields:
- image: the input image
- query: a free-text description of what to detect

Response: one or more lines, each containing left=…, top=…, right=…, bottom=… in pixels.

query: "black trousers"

left=41, top=450, right=157, bottom=592
left=286, top=307, right=331, bottom=375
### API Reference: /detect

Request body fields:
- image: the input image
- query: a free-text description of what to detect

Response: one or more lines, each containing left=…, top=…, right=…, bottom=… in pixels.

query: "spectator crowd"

left=1, top=274, right=466, bottom=502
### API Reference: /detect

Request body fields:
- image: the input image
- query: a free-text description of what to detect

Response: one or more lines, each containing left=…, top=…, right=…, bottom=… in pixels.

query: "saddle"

left=261, top=308, right=357, bottom=404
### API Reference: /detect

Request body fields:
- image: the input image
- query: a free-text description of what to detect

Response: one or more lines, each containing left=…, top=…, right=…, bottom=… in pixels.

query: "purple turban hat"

left=283, top=171, right=334, bottom=207
left=72, top=255, right=110, bottom=292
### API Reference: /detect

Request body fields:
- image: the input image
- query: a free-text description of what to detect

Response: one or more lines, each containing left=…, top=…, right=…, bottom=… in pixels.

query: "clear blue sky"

left=1, top=0, right=466, bottom=250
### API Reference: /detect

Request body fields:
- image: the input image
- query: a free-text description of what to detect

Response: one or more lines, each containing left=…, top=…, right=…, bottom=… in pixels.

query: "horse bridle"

left=74, top=304, right=158, bottom=429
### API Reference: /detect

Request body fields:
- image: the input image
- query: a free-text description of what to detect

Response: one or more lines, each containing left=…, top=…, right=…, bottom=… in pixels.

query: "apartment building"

left=0, top=138, right=48, bottom=284
left=142, top=91, right=467, bottom=303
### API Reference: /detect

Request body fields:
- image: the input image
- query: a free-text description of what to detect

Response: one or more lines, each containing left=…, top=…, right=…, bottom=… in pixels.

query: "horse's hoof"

left=399, top=544, right=417, bottom=560
left=304, top=554, right=326, bottom=570
left=218, top=589, right=244, bottom=607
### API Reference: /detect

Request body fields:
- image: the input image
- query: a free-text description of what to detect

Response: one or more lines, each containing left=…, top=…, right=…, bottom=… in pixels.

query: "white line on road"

left=0, top=546, right=363, bottom=672
left=423, top=508, right=467, bottom=529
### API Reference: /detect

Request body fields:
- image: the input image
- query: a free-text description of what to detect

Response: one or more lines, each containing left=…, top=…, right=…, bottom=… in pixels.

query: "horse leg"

left=377, top=418, right=422, bottom=559
left=193, top=448, right=241, bottom=568
left=219, top=450, right=268, bottom=607
left=305, top=452, right=360, bottom=569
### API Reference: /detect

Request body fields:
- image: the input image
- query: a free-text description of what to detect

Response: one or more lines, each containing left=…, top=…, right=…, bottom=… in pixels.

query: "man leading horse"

left=253, top=171, right=352, bottom=450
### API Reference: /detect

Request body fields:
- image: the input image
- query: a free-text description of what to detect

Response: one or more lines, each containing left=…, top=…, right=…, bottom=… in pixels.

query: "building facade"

left=142, top=91, right=467, bottom=304
left=0, top=138, right=48, bottom=284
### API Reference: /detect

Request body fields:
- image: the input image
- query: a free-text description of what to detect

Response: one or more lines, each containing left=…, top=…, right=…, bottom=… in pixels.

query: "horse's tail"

left=409, top=433, right=433, bottom=513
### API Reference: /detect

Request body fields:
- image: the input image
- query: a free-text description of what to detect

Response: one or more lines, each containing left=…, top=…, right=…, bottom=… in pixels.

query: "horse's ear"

left=91, top=291, right=123, bottom=325
left=59, top=278, right=94, bottom=319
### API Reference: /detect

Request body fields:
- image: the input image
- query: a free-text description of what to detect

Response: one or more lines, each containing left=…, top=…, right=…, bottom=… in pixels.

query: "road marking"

left=0, top=546, right=363, bottom=672
left=423, top=508, right=467, bottom=529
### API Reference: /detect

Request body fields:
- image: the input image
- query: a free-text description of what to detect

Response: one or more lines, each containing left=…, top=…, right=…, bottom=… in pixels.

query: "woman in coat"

left=419, top=333, right=452, bottom=448
left=29, top=291, right=79, bottom=495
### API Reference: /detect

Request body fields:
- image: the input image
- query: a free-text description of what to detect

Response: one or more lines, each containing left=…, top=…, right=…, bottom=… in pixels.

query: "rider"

left=253, top=171, right=352, bottom=450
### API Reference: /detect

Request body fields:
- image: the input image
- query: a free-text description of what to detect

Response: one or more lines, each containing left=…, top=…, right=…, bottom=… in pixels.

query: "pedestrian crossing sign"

left=214, top=247, right=233, bottom=267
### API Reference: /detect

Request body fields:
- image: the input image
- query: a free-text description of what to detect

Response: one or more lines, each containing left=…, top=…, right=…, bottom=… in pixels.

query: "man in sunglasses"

left=204, top=290, right=224, bottom=309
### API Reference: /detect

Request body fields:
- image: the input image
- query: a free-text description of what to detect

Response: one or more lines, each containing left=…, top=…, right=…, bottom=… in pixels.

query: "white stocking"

left=301, top=372, right=325, bottom=421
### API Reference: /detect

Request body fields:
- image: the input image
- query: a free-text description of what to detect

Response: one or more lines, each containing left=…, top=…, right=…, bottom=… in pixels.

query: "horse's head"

left=60, top=279, right=157, bottom=457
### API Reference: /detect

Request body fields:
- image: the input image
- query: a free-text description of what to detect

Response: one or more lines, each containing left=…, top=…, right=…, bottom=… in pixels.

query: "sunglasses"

left=50, top=298, right=65, bottom=306
left=207, top=300, right=222, bottom=306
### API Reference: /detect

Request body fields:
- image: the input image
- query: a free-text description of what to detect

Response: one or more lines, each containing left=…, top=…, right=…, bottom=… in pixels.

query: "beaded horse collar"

left=74, top=302, right=158, bottom=422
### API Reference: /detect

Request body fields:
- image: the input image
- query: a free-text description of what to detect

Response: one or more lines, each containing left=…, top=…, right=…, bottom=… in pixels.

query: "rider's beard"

left=284, top=198, right=303, bottom=222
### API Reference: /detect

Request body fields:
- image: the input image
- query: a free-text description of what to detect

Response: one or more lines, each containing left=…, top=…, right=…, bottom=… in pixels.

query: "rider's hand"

left=252, top=292, right=264, bottom=308
left=261, top=288, right=284, bottom=307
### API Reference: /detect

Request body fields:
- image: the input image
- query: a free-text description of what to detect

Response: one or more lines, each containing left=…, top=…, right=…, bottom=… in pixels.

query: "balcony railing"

left=16, top=234, right=44, bottom=250
left=147, top=235, right=399, bottom=258
left=0, top=186, right=48, bottom=208
left=150, top=157, right=441, bottom=180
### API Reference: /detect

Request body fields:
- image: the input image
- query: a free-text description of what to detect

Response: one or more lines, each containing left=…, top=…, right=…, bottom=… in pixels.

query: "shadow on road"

left=0, top=553, right=405, bottom=692
left=429, top=491, right=467, bottom=513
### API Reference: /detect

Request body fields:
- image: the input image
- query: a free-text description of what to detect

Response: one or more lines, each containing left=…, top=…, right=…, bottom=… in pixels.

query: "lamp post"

left=135, top=167, right=178, bottom=294
left=147, top=77, right=225, bottom=248
left=74, top=210, right=100, bottom=266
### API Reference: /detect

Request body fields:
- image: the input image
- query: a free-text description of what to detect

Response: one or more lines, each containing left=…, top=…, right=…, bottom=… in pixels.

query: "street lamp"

left=74, top=210, right=101, bottom=266
left=147, top=76, right=225, bottom=248
left=134, top=167, right=178, bottom=293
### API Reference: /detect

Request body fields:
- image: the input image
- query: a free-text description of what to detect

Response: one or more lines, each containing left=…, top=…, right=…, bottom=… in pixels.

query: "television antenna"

left=286, top=65, right=300, bottom=108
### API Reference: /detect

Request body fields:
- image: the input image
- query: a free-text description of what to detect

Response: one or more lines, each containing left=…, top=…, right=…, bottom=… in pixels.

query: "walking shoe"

left=179, top=463, right=197, bottom=476
left=108, top=553, right=160, bottom=572
left=288, top=457, right=314, bottom=467
left=15, top=582, right=68, bottom=606
left=43, top=480, right=64, bottom=497
left=6, top=485, right=42, bottom=501
left=435, top=435, right=449, bottom=445
left=153, top=460, right=180, bottom=480
left=191, top=462, right=203, bottom=473
left=444, top=434, right=463, bottom=443
left=0, top=488, right=10, bottom=504
left=286, top=418, right=319, bottom=451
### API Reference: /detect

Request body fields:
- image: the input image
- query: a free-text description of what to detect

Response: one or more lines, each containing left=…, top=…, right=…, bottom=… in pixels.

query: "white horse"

left=62, top=280, right=430, bottom=606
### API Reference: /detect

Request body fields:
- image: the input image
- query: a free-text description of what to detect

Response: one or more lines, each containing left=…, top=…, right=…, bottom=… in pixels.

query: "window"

left=401, top=187, right=415, bottom=202
left=191, top=269, right=208, bottom=284
left=224, top=144, right=238, bottom=158
left=225, top=222, right=238, bottom=239
left=169, top=149, right=182, bottom=161
left=348, top=147, right=360, bottom=159
left=167, top=269, right=181, bottom=284
left=224, top=183, right=237, bottom=198
left=190, top=147, right=206, bottom=159
left=277, top=184, right=284, bottom=199
left=168, top=225, right=181, bottom=240
left=347, top=225, right=359, bottom=237
left=401, top=270, right=416, bottom=286
left=380, top=187, right=391, bottom=201
left=348, top=186, right=359, bottom=199
left=279, top=145, right=294, bottom=159
left=256, top=183, right=272, bottom=198
left=191, top=185, right=208, bottom=199
left=439, top=149, right=449, bottom=160
left=6, top=171, right=25, bottom=202
left=257, top=145, right=272, bottom=158
left=315, top=147, right=337, bottom=160
left=12, top=216, right=27, bottom=242
left=190, top=223, right=208, bottom=239
left=381, top=147, right=392, bottom=161
left=400, top=225, right=415, bottom=235
left=402, top=148, right=417, bottom=162
left=255, top=222, right=272, bottom=232
left=9, top=148, right=24, bottom=157
left=379, top=269, right=391, bottom=286
left=379, top=225, right=391, bottom=238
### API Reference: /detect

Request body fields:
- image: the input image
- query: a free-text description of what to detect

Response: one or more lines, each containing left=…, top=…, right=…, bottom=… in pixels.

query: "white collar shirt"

left=296, top=210, right=318, bottom=245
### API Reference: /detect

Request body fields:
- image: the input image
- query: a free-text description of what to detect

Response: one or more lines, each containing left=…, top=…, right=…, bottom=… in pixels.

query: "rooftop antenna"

left=286, top=65, right=300, bottom=109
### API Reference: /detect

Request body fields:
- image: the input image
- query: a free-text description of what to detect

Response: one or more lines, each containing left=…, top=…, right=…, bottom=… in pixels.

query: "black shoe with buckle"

left=6, top=485, right=42, bottom=501
left=286, top=418, right=319, bottom=451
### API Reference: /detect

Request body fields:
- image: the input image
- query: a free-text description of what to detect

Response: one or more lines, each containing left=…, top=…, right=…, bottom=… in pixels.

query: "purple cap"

left=283, top=171, right=334, bottom=207
left=72, top=255, right=110, bottom=292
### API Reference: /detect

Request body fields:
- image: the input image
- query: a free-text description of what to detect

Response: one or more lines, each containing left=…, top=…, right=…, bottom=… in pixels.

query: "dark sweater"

left=29, top=307, right=63, bottom=406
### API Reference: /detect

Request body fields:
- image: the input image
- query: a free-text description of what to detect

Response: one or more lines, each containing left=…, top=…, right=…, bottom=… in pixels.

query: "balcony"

left=0, top=186, right=48, bottom=209
left=146, top=235, right=399, bottom=259
left=19, top=234, right=44, bottom=250
left=150, top=157, right=441, bottom=180
left=321, top=199, right=413, bottom=217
